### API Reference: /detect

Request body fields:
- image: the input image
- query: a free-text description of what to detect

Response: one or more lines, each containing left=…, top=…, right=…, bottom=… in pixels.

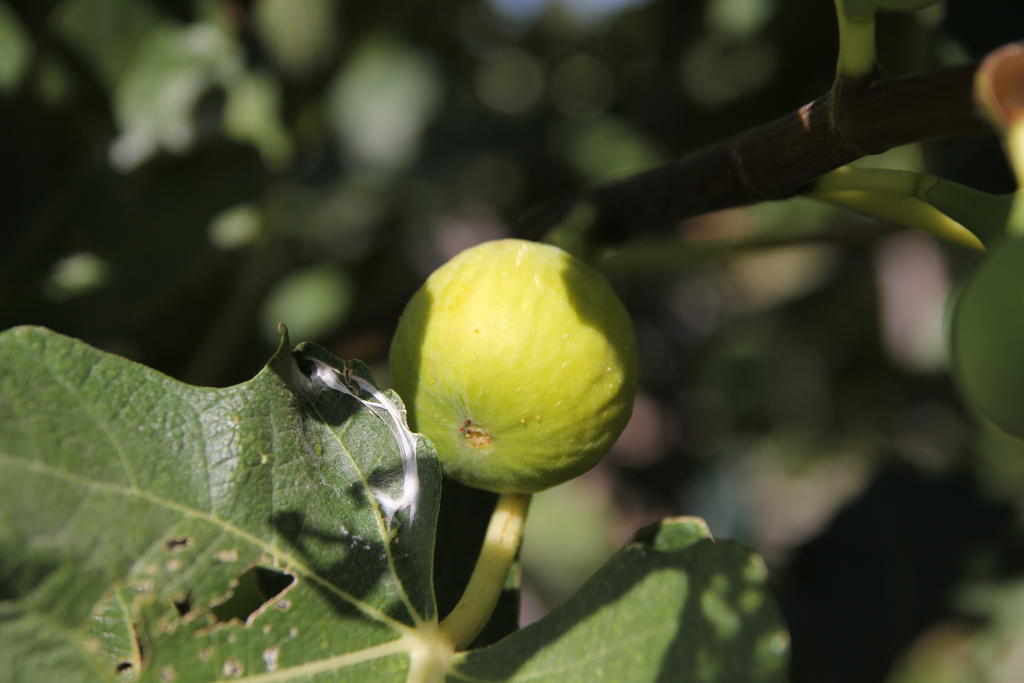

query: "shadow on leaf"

left=270, top=510, right=414, bottom=626
left=455, top=522, right=787, bottom=682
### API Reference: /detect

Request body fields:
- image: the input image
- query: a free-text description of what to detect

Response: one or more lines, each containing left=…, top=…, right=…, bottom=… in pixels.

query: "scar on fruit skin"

left=459, top=419, right=493, bottom=448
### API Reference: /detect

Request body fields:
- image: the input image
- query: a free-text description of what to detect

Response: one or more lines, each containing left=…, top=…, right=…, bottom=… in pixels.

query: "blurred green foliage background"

left=5, top=0, right=1024, bottom=681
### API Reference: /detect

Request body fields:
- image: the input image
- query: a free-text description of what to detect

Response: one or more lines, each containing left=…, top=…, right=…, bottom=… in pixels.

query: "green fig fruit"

left=952, top=237, right=1024, bottom=438
left=389, top=239, right=638, bottom=493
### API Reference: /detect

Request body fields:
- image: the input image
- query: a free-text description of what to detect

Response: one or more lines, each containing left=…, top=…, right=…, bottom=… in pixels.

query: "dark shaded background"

left=4, top=1, right=1024, bottom=681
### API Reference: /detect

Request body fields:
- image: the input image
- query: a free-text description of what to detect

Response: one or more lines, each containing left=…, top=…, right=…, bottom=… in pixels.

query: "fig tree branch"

left=520, top=62, right=992, bottom=245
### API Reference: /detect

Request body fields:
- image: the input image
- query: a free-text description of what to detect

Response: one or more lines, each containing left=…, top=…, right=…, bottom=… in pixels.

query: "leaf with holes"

left=0, top=325, right=443, bottom=681
left=0, top=326, right=790, bottom=682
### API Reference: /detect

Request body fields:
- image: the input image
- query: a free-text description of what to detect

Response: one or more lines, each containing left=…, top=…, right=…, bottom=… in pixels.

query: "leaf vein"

left=0, top=453, right=413, bottom=635
left=301, top=384, right=423, bottom=626
left=232, top=636, right=409, bottom=682
left=38, top=353, right=141, bottom=491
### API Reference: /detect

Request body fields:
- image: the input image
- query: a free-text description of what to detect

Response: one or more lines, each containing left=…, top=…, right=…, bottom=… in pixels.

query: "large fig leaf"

left=0, top=325, right=442, bottom=682
left=451, top=517, right=789, bottom=682
left=0, top=326, right=790, bottom=682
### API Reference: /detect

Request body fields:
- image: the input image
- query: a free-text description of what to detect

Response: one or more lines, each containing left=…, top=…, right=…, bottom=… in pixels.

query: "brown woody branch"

left=520, top=63, right=991, bottom=244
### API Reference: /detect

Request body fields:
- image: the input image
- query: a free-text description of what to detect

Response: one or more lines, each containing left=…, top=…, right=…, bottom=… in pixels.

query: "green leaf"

left=327, top=36, right=442, bottom=173
left=223, top=71, right=295, bottom=171
left=260, top=265, right=354, bottom=345
left=0, top=325, right=442, bottom=681
left=51, top=0, right=167, bottom=87
left=951, top=237, right=1024, bottom=439
left=558, top=116, right=664, bottom=185
left=108, top=23, right=243, bottom=170
left=0, top=2, right=31, bottom=93
left=254, top=0, right=340, bottom=80
left=633, top=516, right=715, bottom=553
left=452, top=518, right=790, bottom=682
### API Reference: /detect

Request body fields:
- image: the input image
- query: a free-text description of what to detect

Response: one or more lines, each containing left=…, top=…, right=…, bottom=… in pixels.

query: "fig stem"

left=833, top=0, right=876, bottom=81
left=1006, top=124, right=1024, bottom=237
left=439, top=492, right=531, bottom=650
left=807, top=189, right=985, bottom=251
left=810, top=166, right=983, bottom=250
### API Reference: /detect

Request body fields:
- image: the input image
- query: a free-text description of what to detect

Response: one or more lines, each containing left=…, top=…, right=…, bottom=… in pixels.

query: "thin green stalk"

left=1006, top=123, right=1024, bottom=186
left=809, top=189, right=985, bottom=250
left=973, top=43, right=1024, bottom=236
left=543, top=201, right=599, bottom=262
left=834, top=0, right=876, bottom=80
left=439, top=492, right=531, bottom=650
left=809, top=166, right=994, bottom=250
left=814, top=166, right=933, bottom=196
left=1002, top=123, right=1024, bottom=237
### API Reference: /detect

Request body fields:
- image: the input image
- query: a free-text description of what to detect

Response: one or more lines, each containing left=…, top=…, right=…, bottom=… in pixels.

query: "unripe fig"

left=389, top=239, right=637, bottom=493
left=952, top=237, right=1024, bottom=438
